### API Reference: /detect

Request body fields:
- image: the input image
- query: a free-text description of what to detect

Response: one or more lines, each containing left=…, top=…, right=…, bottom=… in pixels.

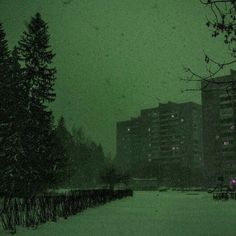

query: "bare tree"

left=184, top=0, right=236, bottom=90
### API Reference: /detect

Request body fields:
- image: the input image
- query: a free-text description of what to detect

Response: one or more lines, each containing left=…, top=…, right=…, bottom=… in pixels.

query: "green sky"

left=0, top=0, right=231, bottom=156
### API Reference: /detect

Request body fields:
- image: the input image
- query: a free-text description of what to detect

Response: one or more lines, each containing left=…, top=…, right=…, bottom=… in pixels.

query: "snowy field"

left=1, top=191, right=236, bottom=236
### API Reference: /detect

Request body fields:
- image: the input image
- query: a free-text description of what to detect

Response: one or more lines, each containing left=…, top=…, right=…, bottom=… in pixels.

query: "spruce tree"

left=18, top=13, right=59, bottom=194
left=0, top=26, right=27, bottom=200
left=9, top=47, right=37, bottom=196
left=0, top=23, right=13, bottom=196
left=19, top=12, right=56, bottom=104
left=0, top=22, right=10, bottom=155
left=54, top=116, right=74, bottom=186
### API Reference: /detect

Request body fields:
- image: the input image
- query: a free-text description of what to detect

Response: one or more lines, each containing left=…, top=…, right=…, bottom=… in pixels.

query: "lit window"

left=224, top=141, right=229, bottom=145
left=148, top=128, right=151, bottom=132
left=127, top=128, right=130, bottom=132
left=171, top=114, right=175, bottom=118
left=180, top=118, right=184, bottom=122
left=172, top=146, right=176, bottom=150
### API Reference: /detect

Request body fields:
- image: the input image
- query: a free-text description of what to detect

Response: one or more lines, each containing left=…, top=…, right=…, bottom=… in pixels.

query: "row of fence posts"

left=213, top=191, right=236, bottom=200
left=0, top=189, right=133, bottom=234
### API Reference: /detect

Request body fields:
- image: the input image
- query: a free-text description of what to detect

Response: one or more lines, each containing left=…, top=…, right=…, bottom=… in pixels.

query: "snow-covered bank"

left=1, top=191, right=236, bottom=236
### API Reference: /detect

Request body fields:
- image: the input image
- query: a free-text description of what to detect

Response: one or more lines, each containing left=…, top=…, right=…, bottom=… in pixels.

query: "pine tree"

left=18, top=13, right=59, bottom=194
left=4, top=47, right=27, bottom=196
left=0, top=24, right=22, bottom=198
left=0, top=23, right=14, bottom=197
left=54, top=116, right=75, bottom=186
left=0, top=25, right=29, bottom=200
left=19, top=13, right=56, bottom=104
left=0, top=23, right=10, bottom=157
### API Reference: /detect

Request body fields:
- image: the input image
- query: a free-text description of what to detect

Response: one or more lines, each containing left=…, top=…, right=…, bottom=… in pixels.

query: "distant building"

left=157, top=102, right=203, bottom=186
left=116, top=101, right=203, bottom=186
left=116, top=117, right=142, bottom=174
left=139, top=107, right=160, bottom=163
left=201, top=70, right=236, bottom=184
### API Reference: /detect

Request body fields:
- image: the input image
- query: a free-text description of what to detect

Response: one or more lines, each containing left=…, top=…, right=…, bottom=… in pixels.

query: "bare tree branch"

left=183, top=1, right=236, bottom=92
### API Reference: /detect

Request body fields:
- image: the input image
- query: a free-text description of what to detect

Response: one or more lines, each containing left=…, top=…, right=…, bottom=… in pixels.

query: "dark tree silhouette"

left=19, top=12, right=56, bottom=104
left=69, top=127, right=107, bottom=188
left=0, top=23, right=10, bottom=162
left=0, top=23, right=9, bottom=181
left=0, top=27, right=28, bottom=195
left=202, top=0, right=236, bottom=75
left=0, top=23, right=13, bottom=210
left=54, top=116, right=75, bottom=186
left=2, top=48, right=29, bottom=196
left=184, top=0, right=236, bottom=90
left=18, top=13, right=60, bottom=195
left=100, top=162, right=130, bottom=190
left=0, top=27, right=29, bottom=225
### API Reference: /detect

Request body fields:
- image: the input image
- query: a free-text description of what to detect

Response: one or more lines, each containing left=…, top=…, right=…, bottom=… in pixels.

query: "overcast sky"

left=0, top=0, right=231, bottom=156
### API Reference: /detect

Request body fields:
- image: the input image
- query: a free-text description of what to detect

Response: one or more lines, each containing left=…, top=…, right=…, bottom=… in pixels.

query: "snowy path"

left=1, top=191, right=236, bottom=236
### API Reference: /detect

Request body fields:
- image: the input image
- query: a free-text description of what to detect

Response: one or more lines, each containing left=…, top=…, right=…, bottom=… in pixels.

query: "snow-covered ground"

left=1, top=191, right=236, bottom=236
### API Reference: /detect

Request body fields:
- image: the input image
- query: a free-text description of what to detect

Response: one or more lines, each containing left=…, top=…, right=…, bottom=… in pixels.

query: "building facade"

left=157, top=102, right=203, bottom=186
left=116, top=117, right=142, bottom=174
left=202, top=70, right=236, bottom=184
left=116, top=101, right=203, bottom=186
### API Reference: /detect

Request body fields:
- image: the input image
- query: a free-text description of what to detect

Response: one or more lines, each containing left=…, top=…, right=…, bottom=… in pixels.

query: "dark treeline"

left=56, top=116, right=108, bottom=188
left=0, top=12, right=111, bottom=201
left=0, top=12, right=63, bottom=198
left=61, top=123, right=130, bottom=189
left=0, top=11, right=131, bottom=234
